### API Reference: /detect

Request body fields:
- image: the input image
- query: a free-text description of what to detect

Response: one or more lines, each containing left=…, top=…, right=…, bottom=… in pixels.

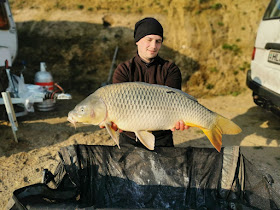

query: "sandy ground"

left=0, top=89, right=280, bottom=208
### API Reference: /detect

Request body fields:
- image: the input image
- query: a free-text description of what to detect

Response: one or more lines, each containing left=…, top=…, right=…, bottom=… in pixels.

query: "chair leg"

left=1, top=92, right=18, bottom=142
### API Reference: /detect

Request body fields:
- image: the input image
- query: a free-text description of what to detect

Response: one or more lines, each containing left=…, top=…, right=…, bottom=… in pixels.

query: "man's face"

left=136, top=34, right=162, bottom=63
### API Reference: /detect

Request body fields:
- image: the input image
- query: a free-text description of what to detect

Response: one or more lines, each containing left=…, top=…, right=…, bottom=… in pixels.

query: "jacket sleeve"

left=165, top=63, right=182, bottom=90
left=112, top=63, right=130, bottom=84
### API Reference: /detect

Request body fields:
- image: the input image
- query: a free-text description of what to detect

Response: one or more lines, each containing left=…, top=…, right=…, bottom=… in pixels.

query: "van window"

left=0, top=3, right=10, bottom=30
left=263, top=0, right=280, bottom=20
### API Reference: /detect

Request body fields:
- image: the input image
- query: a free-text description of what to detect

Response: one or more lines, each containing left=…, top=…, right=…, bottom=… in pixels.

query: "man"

left=103, top=17, right=189, bottom=147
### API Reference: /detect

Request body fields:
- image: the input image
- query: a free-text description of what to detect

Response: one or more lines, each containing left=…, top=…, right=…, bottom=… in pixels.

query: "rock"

left=102, top=15, right=114, bottom=27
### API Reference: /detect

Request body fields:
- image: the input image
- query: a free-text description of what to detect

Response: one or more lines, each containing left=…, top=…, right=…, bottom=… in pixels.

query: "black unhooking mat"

left=7, top=144, right=280, bottom=209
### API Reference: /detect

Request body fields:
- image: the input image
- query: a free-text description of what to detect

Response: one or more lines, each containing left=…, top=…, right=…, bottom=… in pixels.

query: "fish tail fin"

left=201, top=115, right=242, bottom=152
left=215, top=115, right=242, bottom=135
left=201, top=127, right=222, bottom=152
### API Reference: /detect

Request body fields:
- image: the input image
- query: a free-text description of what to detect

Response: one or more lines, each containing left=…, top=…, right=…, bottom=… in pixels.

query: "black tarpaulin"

left=8, top=144, right=280, bottom=209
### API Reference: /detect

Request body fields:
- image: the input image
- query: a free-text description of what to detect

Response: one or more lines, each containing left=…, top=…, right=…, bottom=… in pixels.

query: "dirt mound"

left=10, top=0, right=269, bottom=97
left=11, top=20, right=198, bottom=96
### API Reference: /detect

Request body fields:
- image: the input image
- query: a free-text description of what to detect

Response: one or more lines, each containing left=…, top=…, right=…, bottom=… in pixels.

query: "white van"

left=247, top=0, right=280, bottom=116
left=0, top=0, right=17, bottom=67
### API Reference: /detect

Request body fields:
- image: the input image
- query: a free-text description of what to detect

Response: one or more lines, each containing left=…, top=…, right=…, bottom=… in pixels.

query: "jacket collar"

left=135, top=52, right=160, bottom=67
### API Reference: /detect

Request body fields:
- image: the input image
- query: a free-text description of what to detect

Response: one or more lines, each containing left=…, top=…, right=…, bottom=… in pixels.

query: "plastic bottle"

left=34, top=62, right=55, bottom=111
left=35, top=62, right=54, bottom=91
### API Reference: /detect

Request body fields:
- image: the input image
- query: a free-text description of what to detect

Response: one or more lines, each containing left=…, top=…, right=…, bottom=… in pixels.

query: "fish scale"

left=68, top=82, right=241, bottom=151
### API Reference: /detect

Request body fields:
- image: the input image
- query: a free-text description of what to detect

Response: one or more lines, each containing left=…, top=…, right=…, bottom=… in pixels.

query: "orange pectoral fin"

left=201, top=127, right=222, bottom=152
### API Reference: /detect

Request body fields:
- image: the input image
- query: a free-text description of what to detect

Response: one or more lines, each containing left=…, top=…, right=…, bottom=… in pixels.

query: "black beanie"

left=134, top=17, right=163, bottom=43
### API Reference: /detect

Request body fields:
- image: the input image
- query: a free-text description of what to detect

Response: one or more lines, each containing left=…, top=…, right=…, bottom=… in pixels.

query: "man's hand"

left=99, top=122, right=123, bottom=132
left=171, top=120, right=190, bottom=131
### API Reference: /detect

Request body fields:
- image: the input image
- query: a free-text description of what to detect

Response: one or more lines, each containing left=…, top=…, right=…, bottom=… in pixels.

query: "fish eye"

left=80, top=106, right=85, bottom=112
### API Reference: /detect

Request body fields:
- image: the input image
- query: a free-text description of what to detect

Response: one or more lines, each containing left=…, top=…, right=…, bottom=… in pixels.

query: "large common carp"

left=68, top=82, right=241, bottom=152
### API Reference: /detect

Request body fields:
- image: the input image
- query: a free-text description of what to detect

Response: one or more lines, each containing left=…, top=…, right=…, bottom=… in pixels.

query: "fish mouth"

left=67, top=115, right=77, bottom=129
